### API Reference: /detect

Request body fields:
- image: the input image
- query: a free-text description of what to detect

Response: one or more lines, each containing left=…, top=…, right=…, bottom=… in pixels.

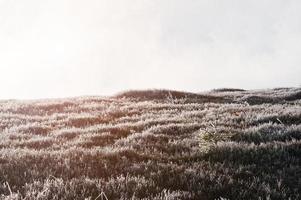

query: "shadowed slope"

left=115, top=89, right=229, bottom=103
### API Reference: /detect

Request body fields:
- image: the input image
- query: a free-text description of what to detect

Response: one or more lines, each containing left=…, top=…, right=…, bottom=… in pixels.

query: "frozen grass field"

left=0, top=88, right=300, bottom=199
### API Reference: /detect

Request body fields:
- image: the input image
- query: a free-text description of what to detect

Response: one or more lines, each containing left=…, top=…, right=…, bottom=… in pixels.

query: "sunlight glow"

left=0, top=0, right=300, bottom=99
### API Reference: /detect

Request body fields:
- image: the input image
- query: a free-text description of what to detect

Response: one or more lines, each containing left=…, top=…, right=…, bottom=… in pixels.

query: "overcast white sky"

left=0, top=0, right=300, bottom=99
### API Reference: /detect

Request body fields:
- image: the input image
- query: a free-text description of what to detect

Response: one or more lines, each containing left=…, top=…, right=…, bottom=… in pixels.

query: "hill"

left=0, top=88, right=300, bottom=199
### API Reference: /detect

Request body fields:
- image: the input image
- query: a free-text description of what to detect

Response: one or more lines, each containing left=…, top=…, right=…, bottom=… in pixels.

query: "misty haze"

left=0, top=0, right=301, bottom=199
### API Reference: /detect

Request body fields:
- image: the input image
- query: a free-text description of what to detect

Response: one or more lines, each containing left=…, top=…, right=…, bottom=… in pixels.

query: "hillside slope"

left=0, top=88, right=300, bottom=199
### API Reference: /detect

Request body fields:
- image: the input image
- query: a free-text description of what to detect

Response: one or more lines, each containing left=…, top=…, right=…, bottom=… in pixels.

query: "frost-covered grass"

left=0, top=88, right=300, bottom=199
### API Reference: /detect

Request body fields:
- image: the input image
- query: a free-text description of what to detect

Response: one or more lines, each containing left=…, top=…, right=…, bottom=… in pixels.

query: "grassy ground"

left=0, top=88, right=300, bottom=199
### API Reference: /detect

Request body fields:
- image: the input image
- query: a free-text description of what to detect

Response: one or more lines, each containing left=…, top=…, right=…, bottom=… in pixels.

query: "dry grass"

left=0, top=88, right=300, bottom=199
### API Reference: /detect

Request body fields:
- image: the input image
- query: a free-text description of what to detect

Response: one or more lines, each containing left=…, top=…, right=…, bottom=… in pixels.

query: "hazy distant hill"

left=0, top=88, right=300, bottom=199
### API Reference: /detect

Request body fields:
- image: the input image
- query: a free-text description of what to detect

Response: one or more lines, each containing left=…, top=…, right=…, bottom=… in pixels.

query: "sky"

left=0, top=0, right=300, bottom=99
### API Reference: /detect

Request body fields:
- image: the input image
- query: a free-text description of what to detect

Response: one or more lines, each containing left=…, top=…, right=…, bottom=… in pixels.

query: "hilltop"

left=0, top=88, right=300, bottom=199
